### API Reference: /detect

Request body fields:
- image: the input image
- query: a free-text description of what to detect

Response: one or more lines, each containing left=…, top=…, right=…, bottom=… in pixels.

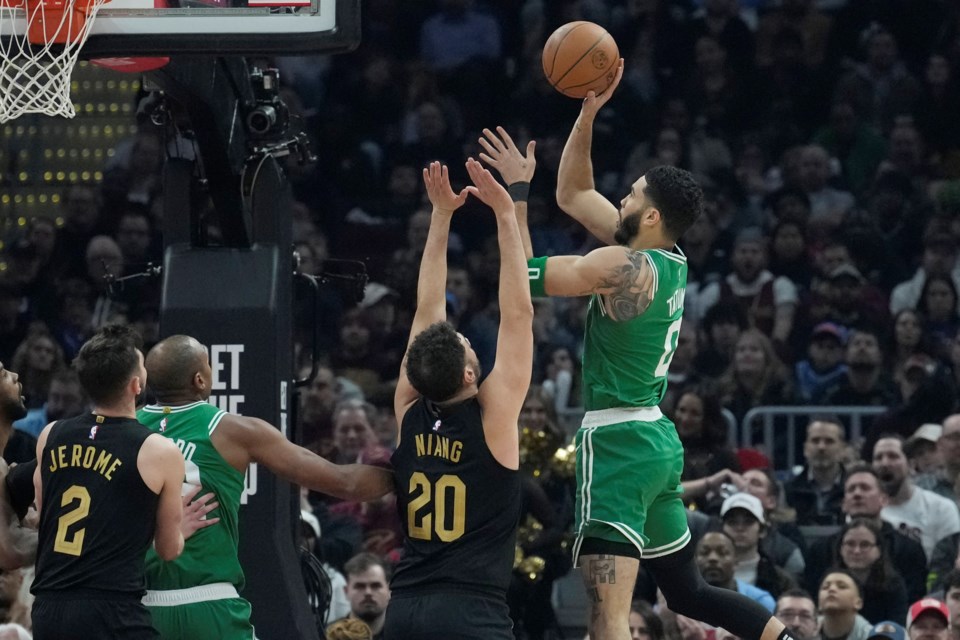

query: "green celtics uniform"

left=572, top=247, right=691, bottom=563
left=138, top=401, right=254, bottom=640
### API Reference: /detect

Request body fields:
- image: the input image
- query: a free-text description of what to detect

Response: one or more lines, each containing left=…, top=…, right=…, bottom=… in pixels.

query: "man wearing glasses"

left=775, top=589, right=819, bottom=640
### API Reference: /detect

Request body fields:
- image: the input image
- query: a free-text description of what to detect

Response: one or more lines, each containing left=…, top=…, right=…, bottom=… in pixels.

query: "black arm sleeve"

left=5, top=459, right=36, bottom=521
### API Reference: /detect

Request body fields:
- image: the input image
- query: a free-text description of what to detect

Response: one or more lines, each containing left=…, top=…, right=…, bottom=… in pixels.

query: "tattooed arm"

left=542, top=247, right=656, bottom=321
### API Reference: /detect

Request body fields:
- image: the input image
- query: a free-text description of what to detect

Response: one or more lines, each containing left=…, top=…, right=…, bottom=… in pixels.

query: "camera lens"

left=247, top=105, right=277, bottom=135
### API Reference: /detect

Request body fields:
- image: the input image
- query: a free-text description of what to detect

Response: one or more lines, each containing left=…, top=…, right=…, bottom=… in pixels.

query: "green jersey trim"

left=141, top=401, right=209, bottom=414
left=208, top=410, right=227, bottom=435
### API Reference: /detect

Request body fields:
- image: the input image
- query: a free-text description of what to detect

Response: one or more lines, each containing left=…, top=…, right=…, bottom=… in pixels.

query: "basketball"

left=541, top=21, right=619, bottom=99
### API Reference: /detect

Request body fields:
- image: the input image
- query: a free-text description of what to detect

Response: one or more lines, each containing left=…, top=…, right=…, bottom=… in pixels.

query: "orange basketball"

left=541, top=21, right=619, bottom=99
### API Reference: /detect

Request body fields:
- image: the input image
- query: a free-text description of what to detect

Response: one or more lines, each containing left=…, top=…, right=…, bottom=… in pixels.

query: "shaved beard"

left=614, top=213, right=642, bottom=246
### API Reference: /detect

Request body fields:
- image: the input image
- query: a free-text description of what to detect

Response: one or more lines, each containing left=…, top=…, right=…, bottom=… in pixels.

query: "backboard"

left=0, top=0, right=358, bottom=56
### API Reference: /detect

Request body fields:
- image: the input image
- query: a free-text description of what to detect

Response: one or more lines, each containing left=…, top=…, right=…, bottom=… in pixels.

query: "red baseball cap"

left=907, top=598, right=950, bottom=628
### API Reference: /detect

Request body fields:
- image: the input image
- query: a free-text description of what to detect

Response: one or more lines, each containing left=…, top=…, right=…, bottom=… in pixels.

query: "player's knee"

left=660, top=582, right=706, bottom=619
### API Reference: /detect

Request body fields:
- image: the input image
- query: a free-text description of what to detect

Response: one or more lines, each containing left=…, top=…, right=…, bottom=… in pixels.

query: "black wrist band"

left=508, top=181, right=530, bottom=202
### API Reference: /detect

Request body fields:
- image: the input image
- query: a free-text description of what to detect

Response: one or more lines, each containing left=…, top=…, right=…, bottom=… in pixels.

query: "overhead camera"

left=246, top=67, right=289, bottom=139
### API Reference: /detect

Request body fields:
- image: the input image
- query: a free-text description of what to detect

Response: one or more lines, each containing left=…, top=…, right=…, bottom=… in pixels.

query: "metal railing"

left=557, top=404, right=888, bottom=471
left=740, top=405, right=887, bottom=470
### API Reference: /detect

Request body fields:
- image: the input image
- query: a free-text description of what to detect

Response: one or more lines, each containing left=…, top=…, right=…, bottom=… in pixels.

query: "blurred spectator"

left=833, top=26, right=921, bottom=134
left=915, top=415, right=960, bottom=501
left=878, top=122, right=933, bottom=192
left=816, top=569, right=872, bottom=640
left=818, top=325, right=898, bottom=407
left=904, top=424, right=944, bottom=479
left=754, top=27, right=825, bottom=150
left=697, top=227, right=799, bottom=348
left=785, top=417, right=847, bottom=526
left=720, top=492, right=796, bottom=599
left=299, top=365, right=362, bottom=452
left=718, top=329, right=794, bottom=427
left=866, top=357, right=956, bottom=456
left=10, top=328, right=64, bottom=410
left=794, top=323, right=849, bottom=403
left=865, top=621, right=907, bottom=640
left=831, top=518, right=908, bottom=624
left=906, top=599, right=951, bottom=640
left=671, top=385, right=739, bottom=494
left=330, top=308, right=394, bottom=401
left=873, top=436, right=960, bottom=559
left=337, top=553, right=391, bottom=640
left=915, top=54, right=960, bottom=164
left=689, top=0, right=755, bottom=75
left=774, top=589, right=819, bottom=640
left=769, top=219, right=813, bottom=293
left=889, top=310, right=936, bottom=376
left=540, top=344, right=581, bottom=413
left=694, top=304, right=747, bottom=379
left=685, top=33, right=756, bottom=141
left=890, top=224, right=960, bottom=316
left=100, top=129, right=164, bottom=228
left=742, top=468, right=807, bottom=580
left=798, top=145, right=855, bottom=235
left=629, top=600, right=665, bottom=640
left=83, top=235, right=128, bottom=330
left=53, top=184, right=103, bottom=279
left=918, top=276, right=960, bottom=359
left=805, top=465, right=927, bottom=601
left=14, top=368, right=87, bottom=439
left=320, top=401, right=400, bottom=560
left=694, top=531, right=775, bottom=611
left=419, top=0, right=500, bottom=72
left=755, top=0, right=833, bottom=71
left=0, top=284, right=28, bottom=367
left=812, top=101, right=887, bottom=196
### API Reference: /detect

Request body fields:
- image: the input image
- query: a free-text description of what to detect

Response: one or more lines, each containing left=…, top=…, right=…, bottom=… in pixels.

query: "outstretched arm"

left=555, top=60, right=625, bottom=246
left=215, top=414, right=394, bottom=502
left=394, top=162, right=468, bottom=422
left=543, top=246, right=656, bottom=322
left=466, top=158, right=534, bottom=470
left=478, top=126, right=536, bottom=260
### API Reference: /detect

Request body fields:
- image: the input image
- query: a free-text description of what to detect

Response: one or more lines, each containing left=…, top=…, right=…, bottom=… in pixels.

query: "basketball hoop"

left=0, top=0, right=109, bottom=122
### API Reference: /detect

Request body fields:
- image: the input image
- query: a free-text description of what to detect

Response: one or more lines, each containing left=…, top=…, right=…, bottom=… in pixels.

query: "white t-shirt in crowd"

left=881, top=486, right=960, bottom=559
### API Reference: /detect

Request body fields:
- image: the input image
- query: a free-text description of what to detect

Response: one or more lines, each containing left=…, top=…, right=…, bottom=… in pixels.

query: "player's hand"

left=181, top=484, right=220, bottom=540
left=464, top=157, right=513, bottom=215
left=423, top=161, right=468, bottom=216
left=478, top=127, right=536, bottom=186
left=581, top=58, right=624, bottom=118
left=675, top=614, right=707, bottom=640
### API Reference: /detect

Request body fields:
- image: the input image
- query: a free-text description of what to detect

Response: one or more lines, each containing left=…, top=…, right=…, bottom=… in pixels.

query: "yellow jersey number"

left=407, top=472, right=466, bottom=542
left=53, top=485, right=91, bottom=556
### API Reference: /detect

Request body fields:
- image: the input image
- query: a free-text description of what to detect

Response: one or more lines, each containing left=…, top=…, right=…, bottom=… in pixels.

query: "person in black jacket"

left=805, top=465, right=927, bottom=602
left=784, top=417, right=847, bottom=526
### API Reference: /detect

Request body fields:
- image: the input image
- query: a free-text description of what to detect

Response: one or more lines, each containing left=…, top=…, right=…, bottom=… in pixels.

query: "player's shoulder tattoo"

left=598, top=249, right=655, bottom=322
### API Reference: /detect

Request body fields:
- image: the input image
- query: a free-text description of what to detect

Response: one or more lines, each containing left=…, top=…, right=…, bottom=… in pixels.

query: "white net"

left=0, top=0, right=107, bottom=122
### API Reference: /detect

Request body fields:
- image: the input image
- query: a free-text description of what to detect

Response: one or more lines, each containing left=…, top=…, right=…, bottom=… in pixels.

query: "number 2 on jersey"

left=54, top=485, right=91, bottom=556
left=654, top=318, right=684, bottom=377
left=407, top=472, right=466, bottom=542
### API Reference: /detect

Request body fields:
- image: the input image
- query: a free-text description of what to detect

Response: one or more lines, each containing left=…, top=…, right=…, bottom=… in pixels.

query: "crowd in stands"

left=3, top=0, right=960, bottom=637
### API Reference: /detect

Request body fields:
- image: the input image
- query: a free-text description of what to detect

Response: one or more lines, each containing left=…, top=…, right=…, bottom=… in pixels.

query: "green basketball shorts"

left=572, top=407, right=691, bottom=566
left=144, top=584, right=255, bottom=640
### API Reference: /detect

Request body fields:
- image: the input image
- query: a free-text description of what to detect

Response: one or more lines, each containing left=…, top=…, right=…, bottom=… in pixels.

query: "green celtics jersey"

left=581, top=247, right=687, bottom=410
left=138, top=401, right=246, bottom=591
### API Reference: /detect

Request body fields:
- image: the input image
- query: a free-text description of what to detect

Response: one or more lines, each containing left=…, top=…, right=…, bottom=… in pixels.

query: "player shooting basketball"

left=479, top=61, right=793, bottom=640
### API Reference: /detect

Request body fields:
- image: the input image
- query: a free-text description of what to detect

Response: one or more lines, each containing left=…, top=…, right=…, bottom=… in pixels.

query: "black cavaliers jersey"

left=390, top=397, right=520, bottom=596
left=32, top=414, right=159, bottom=597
